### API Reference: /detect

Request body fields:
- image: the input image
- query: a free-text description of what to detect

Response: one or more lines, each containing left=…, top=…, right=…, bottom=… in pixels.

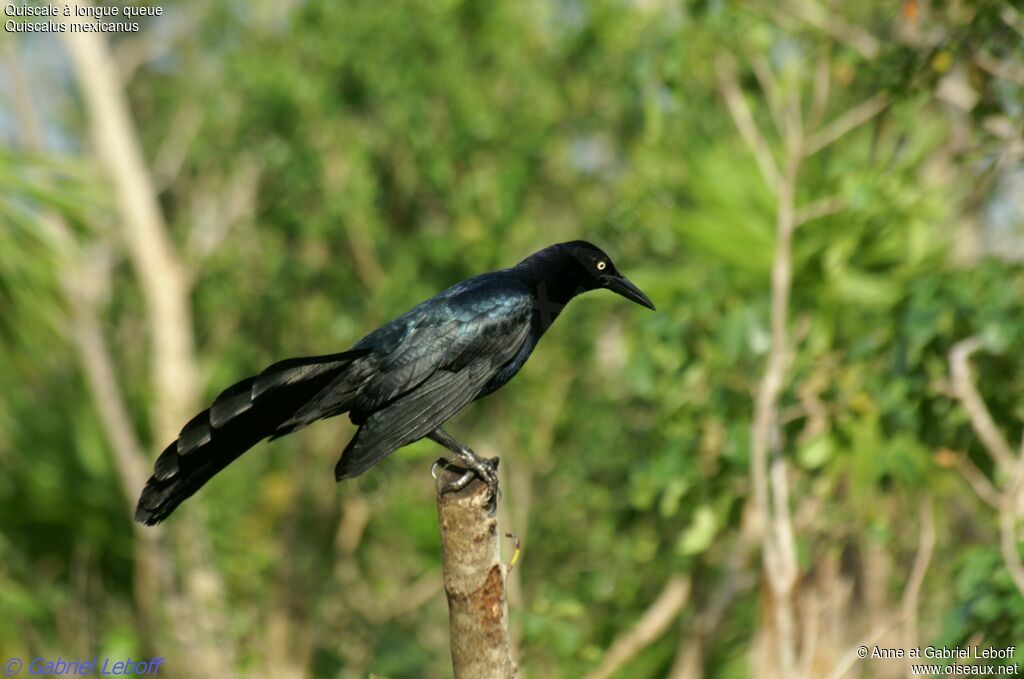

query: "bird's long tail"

left=134, top=348, right=371, bottom=525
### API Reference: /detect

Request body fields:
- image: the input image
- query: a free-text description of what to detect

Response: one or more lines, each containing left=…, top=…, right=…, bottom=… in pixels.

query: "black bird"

left=135, top=241, right=654, bottom=525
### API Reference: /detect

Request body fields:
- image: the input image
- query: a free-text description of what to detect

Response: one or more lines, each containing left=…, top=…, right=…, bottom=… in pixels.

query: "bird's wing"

left=335, top=282, right=533, bottom=479
left=270, top=276, right=529, bottom=436
left=351, top=316, right=463, bottom=408
left=349, top=277, right=530, bottom=413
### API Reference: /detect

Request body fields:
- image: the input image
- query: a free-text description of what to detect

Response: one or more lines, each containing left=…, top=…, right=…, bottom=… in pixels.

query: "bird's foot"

left=433, top=455, right=500, bottom=500
left=432, top=457, right=474, bottom=493
left=476, top=455, right=500, bottom=501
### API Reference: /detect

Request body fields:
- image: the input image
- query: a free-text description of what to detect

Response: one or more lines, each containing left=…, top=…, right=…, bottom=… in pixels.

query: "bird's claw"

left=464, top=455, right=499, bottom=501
left=440, top=467, right=477, bottom=493
left=435, top=455, right=501, bottom=501
left=430, top=457, right=448, bottom=480
left=432, top=457, right=475, bottom=493
left=478, top=456, right=501, bottom=501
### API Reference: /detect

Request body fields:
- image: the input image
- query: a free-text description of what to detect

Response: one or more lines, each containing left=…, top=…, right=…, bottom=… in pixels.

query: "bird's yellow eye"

left=596, top=261, right=607, bottom=271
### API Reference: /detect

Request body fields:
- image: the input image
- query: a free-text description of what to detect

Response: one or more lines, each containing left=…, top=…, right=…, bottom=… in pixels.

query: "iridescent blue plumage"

left=135, top=240, right=653, bottom=524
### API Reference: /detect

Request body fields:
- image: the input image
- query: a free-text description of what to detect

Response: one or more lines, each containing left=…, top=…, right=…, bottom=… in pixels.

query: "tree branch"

left=585, top=576, right=691, bottom=679
left=436, top=469, right=516, bottom=679
left=809, top=49, right=832, bottom=132
left=823, top=616, right=905, bottom=679
left=948, top=338, right=1017, bottom=475
left=59, top=12, right=239, bottom=675
left=717, top=56, right=781, bottom=194
left=113, top=7, right=207, bottom=83
left=1001, top=3, right=1024, bottom=38
left=958, top=455, right=1002, bottom=510
left=63, top=255, right=152, bottom=500
left=999, top=443, right=1024, bottom=598
left=668, top=514, right=759, bottom=678
left=61, top=11, right=199, bottom=443
left=720, top=48, right=806, bottom=679
left=900, top=496, right=935, bottom=671
left=948, top=338, right=1024, bottom=598
left=152, top=101, right=203, bottom=190
left=751, top=55, right=787, bottom=140
left=795, top=195, right=846, bottom=227
left=781, top=0, right=881, bottom=60
left=804, top=95, right=889, bottom=156
left=974, top=51, right=1024, bottom=87
left=5, top=41, right=173, bottom=635
left=755, top=129, right=802, bottom=679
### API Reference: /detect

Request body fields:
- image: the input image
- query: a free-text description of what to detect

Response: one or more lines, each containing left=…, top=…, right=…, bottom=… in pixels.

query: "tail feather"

left=269, top=372, right=366, bottom=439
left=177, top=410, right=213, bottom=455
left=209, top=377, right=257, bottom=428
left=253, top=350, right=366, bottom=398
left=134, top=348, right=371, bottom=525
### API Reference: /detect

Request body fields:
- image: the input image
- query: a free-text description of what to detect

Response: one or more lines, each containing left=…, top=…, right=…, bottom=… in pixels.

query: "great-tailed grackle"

left=135, top=241, right=654, bottom=525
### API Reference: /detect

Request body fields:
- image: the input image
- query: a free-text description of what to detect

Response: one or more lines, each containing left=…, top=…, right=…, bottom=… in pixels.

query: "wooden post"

left=435, top=468, right=517, bottom=678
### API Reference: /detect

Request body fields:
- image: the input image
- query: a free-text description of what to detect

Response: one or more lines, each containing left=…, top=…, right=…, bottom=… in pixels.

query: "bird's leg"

left=427, top=428, right=499, bottom=498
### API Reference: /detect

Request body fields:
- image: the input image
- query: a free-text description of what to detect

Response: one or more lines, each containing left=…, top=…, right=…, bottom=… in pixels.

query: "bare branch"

left=585, top=576, right=691, bottom=679
left=436, top=470, right=516, bottom=679
left=61, top=12, right=199, bottom=443
left=668, top=515, right=760, bottom=679
left=716, top=55, right=781, bottom=193
left=999, top=443, right=1024, bottom=598
left=900, top=497, right=935, bottom=668
left=782, top=66, right=804, bottom=154
left=797, top=589, right=822, bottom=679
left=959, top=456, right=1002, bottom=510
left=59, top=12, right=241, bottom=676
left=152, top=102, right=204, bottom=190
left=949, top=339, right=1024, bottom=599
left=948, top=338, right=1017, bottom=475
left=186, top=157, right=261, bottom=262
left=1000, top=3, right=1024, bottom=39
left=975, top=51, right=1024, bottom=87
left=667, top=637, right=702, bottom=679
left=1000, top=508, right=1024, bottom=597
left=804, top=95, right=888, bottom=156
left=114, top=7, right=207, bottom=83
left=823, top=616, right=906, bottom=679
left=719, top=44, right=807, bottom=677
left=747, top=123, right=802, bottom=679
left=809, top=49, right=832, bottom=132
left=768, top=455, right=799, bottom=591
left=781, top=0, right=881, bottom=60
left=751, top=55, right=786, bottom=138
left=795, top=195, right=846, bottom=226
left=65, top=271, right=152, bottom=499
left=8, top=30, right=149, bottom=518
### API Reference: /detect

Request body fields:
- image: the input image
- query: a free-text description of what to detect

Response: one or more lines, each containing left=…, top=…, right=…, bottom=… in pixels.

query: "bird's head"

left=517, top=241, right=656, bottom=311
left=563, top=241, right=656, bottom=311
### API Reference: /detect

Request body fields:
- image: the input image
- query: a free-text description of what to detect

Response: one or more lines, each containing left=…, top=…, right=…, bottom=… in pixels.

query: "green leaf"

left=797, top=433, right=836, bottom=470
left=676, top=504, right=718, bottom=556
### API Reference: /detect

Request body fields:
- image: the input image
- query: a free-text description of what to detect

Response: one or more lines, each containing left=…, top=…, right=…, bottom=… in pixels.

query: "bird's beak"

left=606, top=275, right=656, bottom=311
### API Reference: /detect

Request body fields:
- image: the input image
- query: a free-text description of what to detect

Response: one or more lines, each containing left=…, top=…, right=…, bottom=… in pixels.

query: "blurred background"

left=2, top=0, right=1024, bottom=677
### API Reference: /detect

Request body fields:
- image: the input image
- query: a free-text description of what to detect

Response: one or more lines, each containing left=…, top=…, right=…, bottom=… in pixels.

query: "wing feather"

left=335, top=285, right=532, bottom=479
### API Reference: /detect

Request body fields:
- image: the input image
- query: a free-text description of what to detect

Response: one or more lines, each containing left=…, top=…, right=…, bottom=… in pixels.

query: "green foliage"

left=2, top=0, right=1023, bottom=676
left=935, top=547, right=1024, bottom=666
